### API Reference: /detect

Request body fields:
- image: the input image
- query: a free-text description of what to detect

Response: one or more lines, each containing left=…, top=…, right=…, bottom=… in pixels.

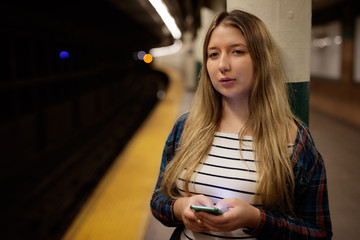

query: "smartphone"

left=190, top=205, right=229, bottom=215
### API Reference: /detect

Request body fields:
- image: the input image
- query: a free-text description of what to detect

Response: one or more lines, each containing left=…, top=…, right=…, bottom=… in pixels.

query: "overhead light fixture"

left=149, top=0, right=182, bottom=39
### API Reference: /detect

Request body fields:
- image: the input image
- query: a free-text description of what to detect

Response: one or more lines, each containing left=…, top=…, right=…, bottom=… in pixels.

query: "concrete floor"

left=309, top=109, right=360, bottom=239
left=145, top=92, right=360, bottom=239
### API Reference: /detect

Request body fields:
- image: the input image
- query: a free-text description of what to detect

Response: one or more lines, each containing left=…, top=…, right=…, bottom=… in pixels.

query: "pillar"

left=194, top=3, right=226, bottom=85
left=227, top=0, right=312, bottom=125
left=341, top=1, right=355, bottom=85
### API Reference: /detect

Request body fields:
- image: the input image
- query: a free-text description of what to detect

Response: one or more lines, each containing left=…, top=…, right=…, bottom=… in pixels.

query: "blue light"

left=59, top=51, right=70, bottom=59
left=137, top=51, right=146, bottom=61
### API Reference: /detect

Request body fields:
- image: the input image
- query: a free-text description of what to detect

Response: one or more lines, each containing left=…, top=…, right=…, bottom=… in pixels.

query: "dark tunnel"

left=0, top=1, right=173, bottom=239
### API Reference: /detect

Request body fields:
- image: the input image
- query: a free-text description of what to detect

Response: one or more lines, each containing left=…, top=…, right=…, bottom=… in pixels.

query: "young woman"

left=150, top=10, right=332, bottom=240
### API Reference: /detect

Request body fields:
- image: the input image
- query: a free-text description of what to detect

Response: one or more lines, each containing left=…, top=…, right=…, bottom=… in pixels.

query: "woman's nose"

left=219, top=54, right=230, bottom=73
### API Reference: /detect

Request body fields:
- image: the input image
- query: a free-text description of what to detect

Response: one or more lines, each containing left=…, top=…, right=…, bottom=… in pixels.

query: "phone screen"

left=190, top=205, right=228, bottom=215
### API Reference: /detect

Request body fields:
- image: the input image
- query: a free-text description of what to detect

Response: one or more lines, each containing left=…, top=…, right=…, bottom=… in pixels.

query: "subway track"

left=0, top=65, right=168, bottom=240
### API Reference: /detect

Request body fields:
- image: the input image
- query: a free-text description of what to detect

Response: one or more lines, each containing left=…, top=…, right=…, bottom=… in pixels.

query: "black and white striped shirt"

left=177, top=132, right=259, bottom=240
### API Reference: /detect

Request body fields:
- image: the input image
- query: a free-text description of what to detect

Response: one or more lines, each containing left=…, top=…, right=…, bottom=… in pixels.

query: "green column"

left=288, top=82, right=309, bottom=125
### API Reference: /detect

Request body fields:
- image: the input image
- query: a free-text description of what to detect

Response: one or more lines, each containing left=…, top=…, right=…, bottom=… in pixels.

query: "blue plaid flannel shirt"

left=150, top=113, right=332, bottom=239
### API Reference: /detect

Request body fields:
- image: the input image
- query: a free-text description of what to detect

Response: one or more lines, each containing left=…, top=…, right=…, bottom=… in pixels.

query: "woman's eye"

left=234, top=49, right=244, bottom=55
left=208, top=52, right=218, bottom=58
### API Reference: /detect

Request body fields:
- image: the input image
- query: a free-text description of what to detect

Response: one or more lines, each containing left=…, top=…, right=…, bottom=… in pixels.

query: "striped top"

left=177, top=132, right=259, bottom=240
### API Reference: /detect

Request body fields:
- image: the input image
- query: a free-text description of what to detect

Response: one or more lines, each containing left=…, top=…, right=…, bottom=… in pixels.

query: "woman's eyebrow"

left=207, top=46, right=218, bottom=51
left=230, top=43, right=248, bottom=48
left=208, top=43, right=248, bottom=50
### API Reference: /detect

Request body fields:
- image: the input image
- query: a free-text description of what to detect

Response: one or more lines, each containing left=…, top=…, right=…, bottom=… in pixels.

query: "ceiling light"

left=149, top=0, right=182, bottom=39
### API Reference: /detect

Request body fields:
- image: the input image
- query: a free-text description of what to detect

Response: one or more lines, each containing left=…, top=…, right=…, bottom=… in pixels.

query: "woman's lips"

left=219, top=77, right=236, bottom=85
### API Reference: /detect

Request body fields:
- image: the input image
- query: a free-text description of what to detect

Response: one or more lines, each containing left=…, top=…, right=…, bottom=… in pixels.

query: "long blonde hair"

left=161, top=10, right=297, bottom=215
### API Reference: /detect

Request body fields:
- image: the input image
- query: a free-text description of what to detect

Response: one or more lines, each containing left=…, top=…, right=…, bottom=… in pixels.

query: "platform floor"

left=63, top=66, right=360, bottom=240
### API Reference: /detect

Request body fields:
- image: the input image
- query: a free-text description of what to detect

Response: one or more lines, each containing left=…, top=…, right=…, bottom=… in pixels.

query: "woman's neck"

left=218, top=97, right=250, bottom=134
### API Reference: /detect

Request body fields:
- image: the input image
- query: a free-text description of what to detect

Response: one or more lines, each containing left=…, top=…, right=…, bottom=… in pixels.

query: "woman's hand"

left=173, top=195, right=214, bottom=232
left=194, top=197, right=260, bottom=232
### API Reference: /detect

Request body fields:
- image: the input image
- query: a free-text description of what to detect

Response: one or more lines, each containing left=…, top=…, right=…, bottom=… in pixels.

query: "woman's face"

left=206, top=24, right=254, bottom=102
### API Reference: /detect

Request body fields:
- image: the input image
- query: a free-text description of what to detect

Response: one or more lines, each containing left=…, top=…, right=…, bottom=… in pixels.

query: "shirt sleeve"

left=245, top=122, right=332, bottom=239
left=150, top=114, right=187, bottom=227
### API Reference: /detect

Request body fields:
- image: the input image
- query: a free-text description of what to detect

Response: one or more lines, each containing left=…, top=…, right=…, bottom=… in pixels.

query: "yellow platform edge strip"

left=62, top=66, right=183, bottom=240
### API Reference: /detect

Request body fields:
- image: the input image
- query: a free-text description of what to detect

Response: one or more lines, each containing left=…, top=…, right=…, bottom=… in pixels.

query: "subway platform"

left=63, top=65, right=360, bottom=240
